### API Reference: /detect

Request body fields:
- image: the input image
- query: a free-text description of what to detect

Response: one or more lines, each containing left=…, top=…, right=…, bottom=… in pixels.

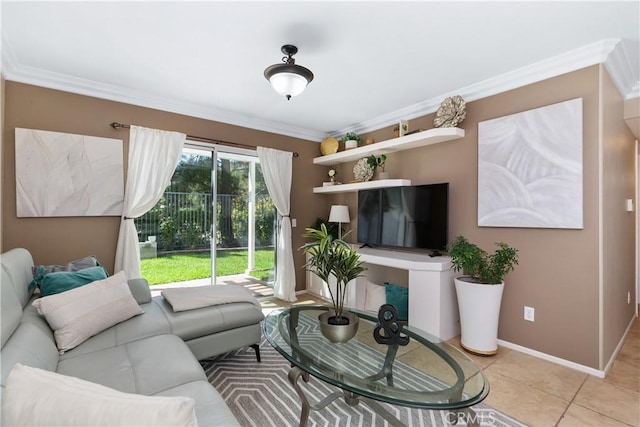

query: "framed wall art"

left=477, top=98, right=583, bottom=229
left=15, top=128, right=124, bottom=217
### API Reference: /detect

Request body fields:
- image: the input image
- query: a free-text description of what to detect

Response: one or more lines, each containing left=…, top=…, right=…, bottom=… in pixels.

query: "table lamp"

left=329, top=205, right=350, bottom=240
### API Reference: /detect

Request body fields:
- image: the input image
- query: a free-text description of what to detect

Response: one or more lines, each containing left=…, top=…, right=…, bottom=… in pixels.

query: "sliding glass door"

left=136, top=144, right=275, bottom=294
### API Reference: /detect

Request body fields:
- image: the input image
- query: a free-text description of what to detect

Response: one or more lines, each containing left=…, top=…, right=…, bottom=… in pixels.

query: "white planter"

left=378, top=171, right=390, bottom=180
left=454, top=277, right=504, bottom=355
left=344, top=140, right=358, bottom=150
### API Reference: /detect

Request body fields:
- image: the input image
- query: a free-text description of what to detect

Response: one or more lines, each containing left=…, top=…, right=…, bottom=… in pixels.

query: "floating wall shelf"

left=313, top=179, right=411, bottom=194
left=313, top=127, right=465, bottom=166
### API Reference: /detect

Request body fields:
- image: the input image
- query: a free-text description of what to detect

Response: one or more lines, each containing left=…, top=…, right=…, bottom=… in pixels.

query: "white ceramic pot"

left=378, top=171, right=390, bottom=180
left=454, top=277, right=504, bottom=355
left=345, top=140, right=358, bottom=150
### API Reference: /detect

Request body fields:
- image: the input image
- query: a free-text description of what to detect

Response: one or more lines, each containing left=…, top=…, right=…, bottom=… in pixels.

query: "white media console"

left=305, top=246, right=460, bottom=341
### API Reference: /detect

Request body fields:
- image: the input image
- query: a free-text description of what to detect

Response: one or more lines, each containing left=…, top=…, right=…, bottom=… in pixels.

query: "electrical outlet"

left=524, top=306, right=535, bottom=322
left=628, top=292, right=631, bottom=304
left=291, top=218, right=297, bottom=227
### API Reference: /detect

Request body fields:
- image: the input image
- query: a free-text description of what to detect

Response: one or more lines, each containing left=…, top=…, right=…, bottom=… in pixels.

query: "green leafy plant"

left=301, top=224, right=366, bottom=323
left=367, top=154, right=387, bottom=172
left=448, top=236, right=519, bottom=284
left=340, top=132, right=360, bottom=143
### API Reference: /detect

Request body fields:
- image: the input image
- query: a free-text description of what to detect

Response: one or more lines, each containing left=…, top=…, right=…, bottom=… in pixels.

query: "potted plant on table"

left=341, top=132, right=360, bottom=150
left=301, top=224, right=366, bottom=343
left=448, top=236, right=519, bottom=355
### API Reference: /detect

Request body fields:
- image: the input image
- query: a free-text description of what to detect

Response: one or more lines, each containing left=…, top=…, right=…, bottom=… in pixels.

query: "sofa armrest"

left=127, top=279, right=152, bottom=304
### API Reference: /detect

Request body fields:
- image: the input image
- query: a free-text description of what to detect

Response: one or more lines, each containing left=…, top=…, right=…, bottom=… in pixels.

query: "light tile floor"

left=261, top=294, right=640, bottom=427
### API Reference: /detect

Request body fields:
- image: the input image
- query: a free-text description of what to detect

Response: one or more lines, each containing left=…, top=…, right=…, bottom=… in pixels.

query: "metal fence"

left=135, top=191, right=275, bottom=253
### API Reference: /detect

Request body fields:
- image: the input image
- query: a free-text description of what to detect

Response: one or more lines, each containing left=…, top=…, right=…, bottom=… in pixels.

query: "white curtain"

left=115, top=126, right=186, bottom=278
left=257, top=146, right=296, bottom=302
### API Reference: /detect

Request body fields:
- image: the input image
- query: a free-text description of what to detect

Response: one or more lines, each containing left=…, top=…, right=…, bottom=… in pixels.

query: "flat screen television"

left=357, top=183, right=449, bottom=252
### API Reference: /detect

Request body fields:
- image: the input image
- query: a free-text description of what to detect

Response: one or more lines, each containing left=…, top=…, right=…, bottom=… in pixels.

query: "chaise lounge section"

left=1, top=248, right=265, bottom=425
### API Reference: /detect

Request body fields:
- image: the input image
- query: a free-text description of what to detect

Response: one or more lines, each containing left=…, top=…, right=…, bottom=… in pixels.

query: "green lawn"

left=141, top=249, right=274, bottom=285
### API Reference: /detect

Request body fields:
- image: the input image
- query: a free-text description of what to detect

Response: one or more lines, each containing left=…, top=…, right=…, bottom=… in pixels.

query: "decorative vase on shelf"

left=344, top=140, right=358, bottom=150
left=378, top=171, right=390, bottom=180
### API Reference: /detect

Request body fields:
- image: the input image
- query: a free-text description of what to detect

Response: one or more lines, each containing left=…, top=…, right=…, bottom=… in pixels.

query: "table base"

left=287, top=366, right=480, bottom=427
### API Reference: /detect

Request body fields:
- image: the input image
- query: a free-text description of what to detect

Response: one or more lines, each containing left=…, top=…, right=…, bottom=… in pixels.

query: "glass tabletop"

left=263, top=305, right=489, bottom=410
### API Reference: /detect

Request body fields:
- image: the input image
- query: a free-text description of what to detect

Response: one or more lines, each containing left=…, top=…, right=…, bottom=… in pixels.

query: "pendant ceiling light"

left=264, top=44, right=314, bottom=100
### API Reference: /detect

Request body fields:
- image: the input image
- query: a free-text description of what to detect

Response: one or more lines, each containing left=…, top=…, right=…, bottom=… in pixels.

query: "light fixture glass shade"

left=269, top=72, right=309, bottom=98
left=329, top=205, right=350, bottom=224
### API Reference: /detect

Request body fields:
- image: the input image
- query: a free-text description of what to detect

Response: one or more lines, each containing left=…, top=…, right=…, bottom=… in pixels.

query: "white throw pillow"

left=2, top=364, right=198, bottom=426
left=32, top=270, right=143, bottom=353
left=364, top=280, right=386, bottom=312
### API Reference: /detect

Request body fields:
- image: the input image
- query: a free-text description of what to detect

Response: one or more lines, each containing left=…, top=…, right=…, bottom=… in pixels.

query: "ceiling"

left=2, top=2, right=639, bottom=142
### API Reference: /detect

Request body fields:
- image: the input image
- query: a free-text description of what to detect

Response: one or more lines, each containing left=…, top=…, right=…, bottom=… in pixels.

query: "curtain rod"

left=109, top=122, right=298, bottom=157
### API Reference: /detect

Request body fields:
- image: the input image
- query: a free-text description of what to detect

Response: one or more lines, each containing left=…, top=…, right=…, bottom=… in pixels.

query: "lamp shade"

left=329, top=205, right=350, bottom=224
left=268, top=71, right=309, bottom=98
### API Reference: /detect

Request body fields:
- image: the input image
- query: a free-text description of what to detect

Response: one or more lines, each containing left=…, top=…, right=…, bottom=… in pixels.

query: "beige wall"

left=332, top=66, right=610, bottom=368
left=2, top=82, right=327, bottom=289
left=600, top=65, right=637, bottom=367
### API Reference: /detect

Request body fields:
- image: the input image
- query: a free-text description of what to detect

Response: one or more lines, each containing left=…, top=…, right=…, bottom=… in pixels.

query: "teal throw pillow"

left=384, top=282, right=409, bottom=320
left=35, top=266, right=109, bottom=297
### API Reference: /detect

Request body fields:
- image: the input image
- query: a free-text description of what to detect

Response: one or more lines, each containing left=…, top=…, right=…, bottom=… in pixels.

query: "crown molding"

left=332, top=39, right=625, bottom=137
left=3, top=35, right=636, bottom=141
left=604, top=39, right=639, bottom=100
left=1, top=37, right=325, bottom=142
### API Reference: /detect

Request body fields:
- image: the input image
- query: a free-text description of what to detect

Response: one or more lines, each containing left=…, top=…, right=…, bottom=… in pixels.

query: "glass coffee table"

left=263, top=305, right=489, bottom=427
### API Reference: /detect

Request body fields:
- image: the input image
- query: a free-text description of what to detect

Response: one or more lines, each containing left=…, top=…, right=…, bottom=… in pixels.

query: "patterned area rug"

left=201, top=340, right=526, bottom=427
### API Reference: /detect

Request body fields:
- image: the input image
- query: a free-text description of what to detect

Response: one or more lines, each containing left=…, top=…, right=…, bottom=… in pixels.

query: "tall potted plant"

left=302, top=224, right=366, bottom=342
left=448, top=236, right=519, bottom=355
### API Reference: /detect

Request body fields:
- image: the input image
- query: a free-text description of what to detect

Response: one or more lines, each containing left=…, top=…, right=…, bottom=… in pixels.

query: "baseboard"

left=496, top=339, right=606, bottom=378
left=602, top=314, right=637, bottom=375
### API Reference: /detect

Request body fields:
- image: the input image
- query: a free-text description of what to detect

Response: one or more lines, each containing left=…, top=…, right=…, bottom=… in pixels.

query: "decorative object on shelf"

left=353, top=158, right=374, bottom=182
left=301, top=224, right=366, bottom=343
left=320, top=137, right=339, bottom=156
left=367, top=154, right=388, bottom=179
left=434, top=95, right=466, bottom=128
left=328, top=205, right=350, bottom=239
left=399, top=120, right=409, bottom=137
left=263, top=44, right=314, bottom=100
left=341, top=132, right=360, bottom=150
left=478, top=98, right=583, bottom=229
left=364, top=137, right=375, bottom=145
left=328, top=168, right=337, bottom=183
left=448, top=236, right=519, bottom=356
left=392, top=120, right=409, bottom=138
left=373, top=304, right=409, bottom=346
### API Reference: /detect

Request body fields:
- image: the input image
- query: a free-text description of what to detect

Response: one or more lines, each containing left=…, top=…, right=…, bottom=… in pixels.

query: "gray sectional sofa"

left=1, top=248, right=266, bottom=426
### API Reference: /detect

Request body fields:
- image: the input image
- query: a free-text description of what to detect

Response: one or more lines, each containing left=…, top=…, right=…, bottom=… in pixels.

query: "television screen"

left=357, top=183, right=449, bottom=251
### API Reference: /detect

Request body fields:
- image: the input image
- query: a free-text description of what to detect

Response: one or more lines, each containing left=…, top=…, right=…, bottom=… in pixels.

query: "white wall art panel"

left=478, top=98, right=583, bottom=228
left=15, top=128, right=124, bottom=217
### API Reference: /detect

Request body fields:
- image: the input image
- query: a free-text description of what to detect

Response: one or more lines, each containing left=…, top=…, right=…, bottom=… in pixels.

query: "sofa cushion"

left=1, top=248, right=35, bottom=308
left=152, top=296, right=265, bottom=341
left=364, top=280, right=386, bottom=312
left=30, top=254, right=101, bottom=278
left=1, top=273, right=23, bottom=348
left=2, top=363, right=198, bottom=427
left=31, top=265, right=109, bottom=296
left=33, top=271, right=143, bottom=353
left=385, top=282, right=409, bottom=320
left=0, top=317, right=59, bottom=388
left=57, top=334, right=207, bottom=395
